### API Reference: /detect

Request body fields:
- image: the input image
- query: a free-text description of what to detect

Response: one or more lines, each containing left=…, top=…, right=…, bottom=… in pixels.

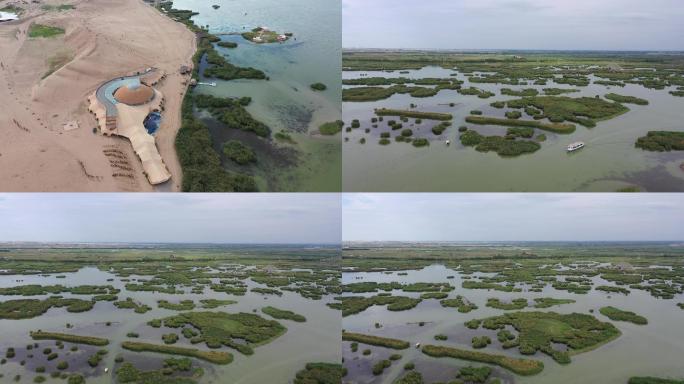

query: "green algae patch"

left=262, top=306, right=306, bottom=322
left=421, top=344, right=544, bottom=376
left=30, top=331, right=108, bottom=346
left=635, top=131, right=684, bottom=152
left=465, top=115, right=576, bottom=134
left=605, top=93, right=649, bottom=105
left=121, top=341, right=232, bottom=365
left=293, top=362, right=344, bottom=384
left=374, top=108, right=453, bottom=121
left=599, top=306, right=647, bottom=325
left=394, top=371, right=423, bottom=384
left=28, top=23, right=64, bottom=38
left=152, top=311, right=286, bottom=354
left=471, top=311, right=621, bottom=364
left=342, top=332, right=410, bottom=350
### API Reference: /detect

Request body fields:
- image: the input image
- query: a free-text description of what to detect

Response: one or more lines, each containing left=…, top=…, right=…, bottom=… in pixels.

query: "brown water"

left=341, top=264, right=684, bottom=384
left=343, top=67, right=684, bottom=192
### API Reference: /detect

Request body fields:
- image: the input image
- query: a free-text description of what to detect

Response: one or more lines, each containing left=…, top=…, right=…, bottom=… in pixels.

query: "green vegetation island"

left=0, top=243, right=340, bottom=384
left=341, top=241, right=684, bottom=383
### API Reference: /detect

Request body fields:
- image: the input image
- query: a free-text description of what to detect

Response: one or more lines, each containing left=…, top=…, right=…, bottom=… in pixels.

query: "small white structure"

left=0, top=11, right=19, bottom=22
left=567, top=142, right=585, bottom=152
left=253, top=36, right=262, bottom=43
left=277, top=34, right=287, bottom=42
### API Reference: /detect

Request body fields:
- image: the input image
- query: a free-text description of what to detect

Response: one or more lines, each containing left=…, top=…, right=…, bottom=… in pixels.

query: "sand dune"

left=0, top=0, right=195, bottom=191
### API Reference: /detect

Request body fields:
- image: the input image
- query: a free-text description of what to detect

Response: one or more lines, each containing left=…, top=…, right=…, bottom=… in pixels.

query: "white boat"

left=415, top=342, right=421, bottom=348
left=567, top=142, right=585, bottom=152
left=445, top=140, right=450, bottom=146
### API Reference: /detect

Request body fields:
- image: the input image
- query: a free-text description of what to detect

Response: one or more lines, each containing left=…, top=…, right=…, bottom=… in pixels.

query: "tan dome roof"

left=114, top=83, right=154, bottom=105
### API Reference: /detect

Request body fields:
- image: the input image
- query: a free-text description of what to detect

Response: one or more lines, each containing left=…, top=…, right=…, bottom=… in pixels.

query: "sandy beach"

left=0, top=0, right=195, bottom=191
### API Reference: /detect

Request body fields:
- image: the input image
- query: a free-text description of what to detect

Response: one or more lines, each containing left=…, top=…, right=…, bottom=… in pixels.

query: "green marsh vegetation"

left=470, top=311, right=621, bottom=364
left=635, top=131, right=684, bottom=152
left=440, top=296, right=477, bottom=313
left=217, top=41, right=237, bottom=48
left=629, top=378, right=684, bottom=384
left=150, top=311, right=286, bottom=354
left=310, top=82, right=327, bottom=91
left=193, top=95, right=270, bottom=138
left=504, top=96, right=629, bottom=128
left=532, top=298, right=575, bottom=308
left=421, top=344, right=544, bottom=376
left=114, top=298, right=151, bottom=313
left=465, top=115, right=576, bottom=134
left=501, top=88, right=539, bottom=97
left=261, top=306, right=306, bottom=322
left=122, top=341, right=233, bottom=364
left=604, top=93, right=649, bottom=105
left=599, top=306, right=648, bottom=325
left=459, top=130, right=541, bottom=157
left=486, top=298, right=528, bottom=310
left=342, top=332, right=410, bottom=350
left=0, top=298, right=94, bottom=319
left=318, top=120, right=344, bottom=135
left=374, top=108, right=453, bottom=121
left=222, top=140, right=257, bottom=165
left=29, top=331, right=108, bottom=346
left=543, top=88, right=580, bottom=96
left=329, top=295, right=421, bottom=317
left=457, top=366, right=492, bottom=383
left=158, top=2, right=268, bottom=192
left=471, top=335, right=492, bottom=349
left=372, top=359, right=392, bottom=375
left=458, top=87, right=495, bottom=99
left=292, top=362, right=343, bottom=384
left=28, top=23, right=65, bottom=38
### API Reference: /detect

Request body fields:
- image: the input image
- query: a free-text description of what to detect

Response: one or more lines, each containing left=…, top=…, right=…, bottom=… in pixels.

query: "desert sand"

left=0, top=0, right=195, bottom=191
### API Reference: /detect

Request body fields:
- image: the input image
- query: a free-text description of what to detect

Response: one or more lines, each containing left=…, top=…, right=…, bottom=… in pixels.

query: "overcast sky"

left=343, top=0, right=684, bottom=50
left=342, top=194, right=684, bottom=242
left=0, top=194, right=340, bottom=244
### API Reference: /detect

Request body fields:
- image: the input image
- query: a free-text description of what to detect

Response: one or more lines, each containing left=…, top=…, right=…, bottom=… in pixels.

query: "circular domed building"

left=113, top=82, right=155, bottom=106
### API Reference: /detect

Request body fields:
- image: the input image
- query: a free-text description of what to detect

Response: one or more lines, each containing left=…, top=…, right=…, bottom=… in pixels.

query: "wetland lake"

left=172, top=0, right=341, bottom=192
left=342, top=51, right=684, bottom=192
left=0, top=246, right=341, bottom=383
left=340, top=243, right=684, bottom=384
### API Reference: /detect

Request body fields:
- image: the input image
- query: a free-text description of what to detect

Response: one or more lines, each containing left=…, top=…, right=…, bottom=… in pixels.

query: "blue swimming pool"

left=143, top=112, right=161, bottom=134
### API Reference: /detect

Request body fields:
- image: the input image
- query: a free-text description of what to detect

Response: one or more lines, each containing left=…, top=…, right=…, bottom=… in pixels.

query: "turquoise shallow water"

left=173, top=0, right=341, bottom=191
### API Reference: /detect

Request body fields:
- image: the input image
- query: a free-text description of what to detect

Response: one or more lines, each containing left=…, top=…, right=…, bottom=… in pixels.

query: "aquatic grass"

left=121, top=341, right=233, bottom=364
left=30, top=331, right=108, bottom=346
left=342, top=332, right=410, bottom=350
left=465, top=115, right=576, bottom=134
left=421, top=344, right=544, bottom=376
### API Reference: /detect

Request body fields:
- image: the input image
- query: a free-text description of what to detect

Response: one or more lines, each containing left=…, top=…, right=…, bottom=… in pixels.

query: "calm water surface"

left=343, top=67, right=684, bottom=192
left=342, top=264, right=684, bottom=384
left=174, top=0, right=341, bottom=191
left=0, top=266, right=340, bottom=384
